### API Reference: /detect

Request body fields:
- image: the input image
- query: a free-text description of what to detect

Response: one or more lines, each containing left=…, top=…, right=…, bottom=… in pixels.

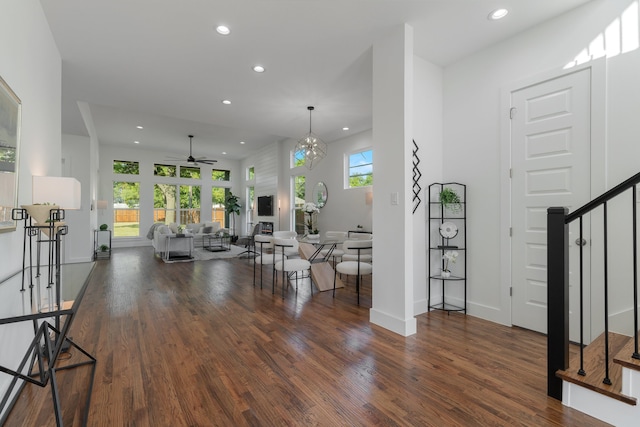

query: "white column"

left=370, top=24, right=417, bottom=336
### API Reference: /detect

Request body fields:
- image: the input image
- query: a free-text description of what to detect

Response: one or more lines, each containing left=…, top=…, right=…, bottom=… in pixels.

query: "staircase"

left=556, top=332, right=640, bottom=424
left=547, top=171, right=640, bottom=426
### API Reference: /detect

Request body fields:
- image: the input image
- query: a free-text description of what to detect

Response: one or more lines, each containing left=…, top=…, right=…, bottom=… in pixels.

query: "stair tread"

left=556, top=332, right=637, bottom=405
left=613, top=336, right=640, bottom=370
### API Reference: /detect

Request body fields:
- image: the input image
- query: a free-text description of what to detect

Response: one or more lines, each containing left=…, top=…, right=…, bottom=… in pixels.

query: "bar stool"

left=273, top=238, right=311, bottom=298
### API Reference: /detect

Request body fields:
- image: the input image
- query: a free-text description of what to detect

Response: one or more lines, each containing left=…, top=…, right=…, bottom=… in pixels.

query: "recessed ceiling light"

left=136, top=125, right=143, bottom=129
left=222, top=151, right=227, bottom=155
left=222, top=99, right=231, bottom=105
left=342, top=127, right=349, bottom=131
left=253, top=65, right=265, bottom=73
left=216, top=25, right=230, bottom=35
left=488, top=8, right=508, bottom=20
left=240, top=141, right=246, bottom=145
left=134, top=140, right=140, bottom=144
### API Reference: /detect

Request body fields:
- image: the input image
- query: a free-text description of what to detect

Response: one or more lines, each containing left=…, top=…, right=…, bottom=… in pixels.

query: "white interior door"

left=511, top=68, right=591, bottom=342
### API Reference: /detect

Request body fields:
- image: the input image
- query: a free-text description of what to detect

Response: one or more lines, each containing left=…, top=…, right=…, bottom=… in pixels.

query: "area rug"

left=192, top=244, right=250, bottom=261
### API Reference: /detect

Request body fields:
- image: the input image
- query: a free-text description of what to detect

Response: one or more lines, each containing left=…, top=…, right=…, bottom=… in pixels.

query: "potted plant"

left=442, top=250, right=458, bottom=278
left=99, top=244, right=109, bottom=252
left=303, top=202, right=319, bottom=237
left=439, top=187, right=461, bottom=213
left=99, top=223, right=108, bottom=231
left=225, top=191, right=241, bottom=241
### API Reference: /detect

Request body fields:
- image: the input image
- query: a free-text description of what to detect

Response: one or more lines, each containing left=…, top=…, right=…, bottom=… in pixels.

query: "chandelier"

left=295, top=106, right=327, bottom=170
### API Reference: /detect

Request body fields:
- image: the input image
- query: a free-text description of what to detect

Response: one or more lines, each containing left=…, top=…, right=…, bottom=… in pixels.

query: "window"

left=113, top=181, right=140, bottom=237
left=154, top=164, right=176, bottom=177
left=246, top=186, right=255, bottom=234
left=293, top=175, right=305, bottom=234
left=247, top=166, right=255, bottom=180
left=348, top=149, right=373, bottom=188
left=292, top=149, right=305, bottom=168
left=154, top=184, right=177, bottom=224
left=179, top=185, right=201, bottom=224
left=211, top=187, right=228, bottom=227
left=113, top=160, right=139, bottom=175
left=212, top=169, right=230, bottom=181
left=247, top=186, right=255, bottom=211
left=180, top=166, right=201, bottom=179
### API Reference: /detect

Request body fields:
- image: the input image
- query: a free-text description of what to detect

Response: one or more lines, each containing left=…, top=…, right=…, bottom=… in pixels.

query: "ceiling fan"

left=166, top=135, right=217, bottom=165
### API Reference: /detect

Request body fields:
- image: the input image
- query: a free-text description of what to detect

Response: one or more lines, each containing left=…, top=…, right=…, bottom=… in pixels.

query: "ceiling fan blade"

left=199, top=159, right=218, bottom=164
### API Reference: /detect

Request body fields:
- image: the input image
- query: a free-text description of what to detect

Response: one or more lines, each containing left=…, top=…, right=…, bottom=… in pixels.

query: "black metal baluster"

left=633, top=185, right=640, bottom=360
left=603, top=201, right=612, bottom=385
left=578, top=216, right=586, bottom=376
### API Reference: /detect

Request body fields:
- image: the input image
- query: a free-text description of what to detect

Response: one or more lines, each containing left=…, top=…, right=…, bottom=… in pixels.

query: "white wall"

left=241, top=142, right=280, bottom=234
left=413, top=57, right=444, bottom=315
left=98, top=145, right=241, bottom=247
left=62, top=134, right=93, bottom=263
left=443, top=0, right=640, bottom=325
left=0, top=0, right=61, bottom=418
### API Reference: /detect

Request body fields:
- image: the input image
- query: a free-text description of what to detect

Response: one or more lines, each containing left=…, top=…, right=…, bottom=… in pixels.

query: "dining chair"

left=319, top=231, right=348, bottom=264
left=253, top=234, right=274, bottom=289
left=333, top=239, right=373, bottom=305
left=272, top=232, right=300, bottom=258
left=273, top=238, right=312, bottom=298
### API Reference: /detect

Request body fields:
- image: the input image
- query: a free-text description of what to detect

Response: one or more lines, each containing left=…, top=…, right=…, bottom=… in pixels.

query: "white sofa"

left=152, top=222, right=227, bottom=255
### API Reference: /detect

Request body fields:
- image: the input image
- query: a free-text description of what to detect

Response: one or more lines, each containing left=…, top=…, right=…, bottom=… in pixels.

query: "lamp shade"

left=32, top=176, right=81, bottom=209
left=0, top=172, right=15, bottom=207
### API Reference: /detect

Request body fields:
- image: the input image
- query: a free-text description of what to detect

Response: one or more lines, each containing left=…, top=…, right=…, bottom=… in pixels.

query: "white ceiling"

left=39, top=0, right=594, bottom=161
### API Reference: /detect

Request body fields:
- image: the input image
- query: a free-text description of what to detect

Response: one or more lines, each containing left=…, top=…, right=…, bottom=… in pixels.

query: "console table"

left=0, top=262, right=96, bottom=426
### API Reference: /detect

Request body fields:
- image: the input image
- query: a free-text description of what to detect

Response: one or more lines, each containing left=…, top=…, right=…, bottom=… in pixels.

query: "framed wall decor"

left=0, top=75, right=21, bottom=233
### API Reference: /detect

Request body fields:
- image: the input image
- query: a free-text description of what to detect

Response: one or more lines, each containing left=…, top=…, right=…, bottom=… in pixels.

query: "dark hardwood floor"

left=5, top=247, right=610, bottom=426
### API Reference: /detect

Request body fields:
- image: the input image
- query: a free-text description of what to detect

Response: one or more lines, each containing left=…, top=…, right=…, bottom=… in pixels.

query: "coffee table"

left=204, top=233, right=231, bottom=252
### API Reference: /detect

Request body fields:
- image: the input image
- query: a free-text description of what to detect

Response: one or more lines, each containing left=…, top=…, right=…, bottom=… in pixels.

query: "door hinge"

left=510, top=287, right=513, bottom=297
left=510, top=107, right=517, bottom=119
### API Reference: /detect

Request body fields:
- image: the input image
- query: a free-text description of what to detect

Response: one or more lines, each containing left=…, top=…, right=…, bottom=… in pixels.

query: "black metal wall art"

left=412, top=139, right=422, bottom=214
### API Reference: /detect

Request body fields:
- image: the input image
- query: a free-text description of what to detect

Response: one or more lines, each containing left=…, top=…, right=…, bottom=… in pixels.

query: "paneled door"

left=511, top=68, right=591, bottom=342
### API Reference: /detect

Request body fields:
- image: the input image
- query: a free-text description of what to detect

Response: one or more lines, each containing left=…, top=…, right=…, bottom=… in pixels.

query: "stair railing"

left=547, top=171, right=640, bottom=400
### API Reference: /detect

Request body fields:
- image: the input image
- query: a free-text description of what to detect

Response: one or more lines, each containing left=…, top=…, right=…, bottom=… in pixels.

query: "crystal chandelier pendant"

left=295, top=106, right=327, bottom=169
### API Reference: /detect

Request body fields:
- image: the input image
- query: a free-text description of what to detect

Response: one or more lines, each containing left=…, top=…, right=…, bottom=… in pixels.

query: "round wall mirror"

left=312, top=182, right=328, bottom=208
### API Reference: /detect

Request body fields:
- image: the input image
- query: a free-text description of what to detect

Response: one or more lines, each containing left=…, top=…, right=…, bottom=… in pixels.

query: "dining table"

left=297, top=236, right=345, bottom=292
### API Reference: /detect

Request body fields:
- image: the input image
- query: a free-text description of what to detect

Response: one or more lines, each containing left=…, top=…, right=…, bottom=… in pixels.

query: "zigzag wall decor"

left=412, top=139, right=422, bottom=214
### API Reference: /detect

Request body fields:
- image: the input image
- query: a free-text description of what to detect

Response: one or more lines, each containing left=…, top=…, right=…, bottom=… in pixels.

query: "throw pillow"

left=168, top=223, right=179, bottom=233
left=202, top=226, right=213, bottom=234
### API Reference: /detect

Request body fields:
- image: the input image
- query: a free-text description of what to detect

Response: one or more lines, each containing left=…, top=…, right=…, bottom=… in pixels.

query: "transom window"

left=113, top=160, right=139, bottom=175
left=212, top=169, right=230, bottom=181
left=154, top=164, right=176, bottom=177
left=292, top=149, right=305, bottom=168
left=180, top=166, right=201, bottom=179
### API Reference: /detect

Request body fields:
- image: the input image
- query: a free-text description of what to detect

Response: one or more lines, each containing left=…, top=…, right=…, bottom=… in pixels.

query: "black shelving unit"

left=93, top=229, right=112, bottom=260
left=428, top=182, right=467, bottom=314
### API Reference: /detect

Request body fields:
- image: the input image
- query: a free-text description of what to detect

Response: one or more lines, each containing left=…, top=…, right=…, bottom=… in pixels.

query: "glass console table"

left=0, top=262, right=96, bottom=426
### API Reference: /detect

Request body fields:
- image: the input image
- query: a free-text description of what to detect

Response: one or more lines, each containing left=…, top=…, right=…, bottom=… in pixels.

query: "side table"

left=204, top=234, right=231, bottom=252
left=164, top=234, right=194, bottom=262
